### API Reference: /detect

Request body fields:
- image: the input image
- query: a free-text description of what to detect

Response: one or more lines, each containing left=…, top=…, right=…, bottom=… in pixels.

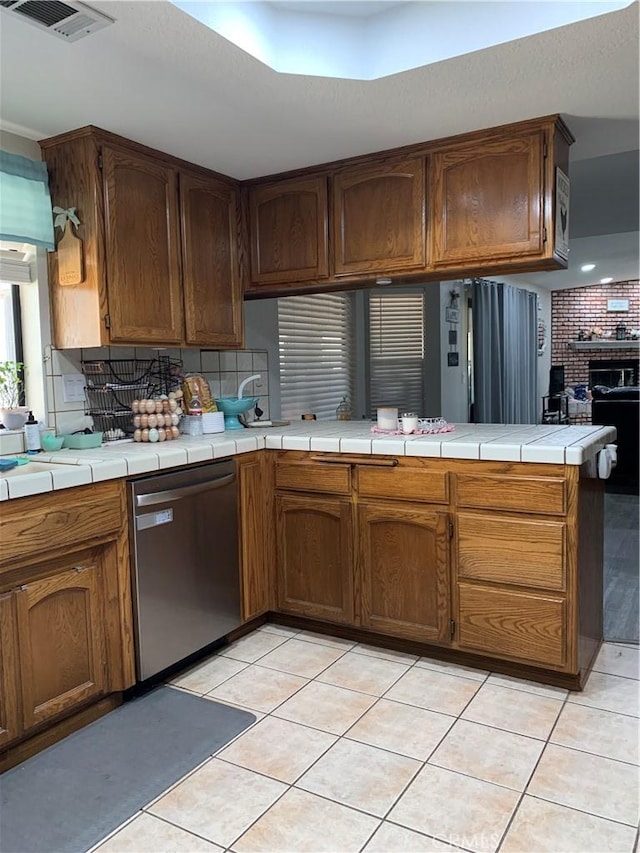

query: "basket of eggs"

left=131, top=391, right=184, bottom=442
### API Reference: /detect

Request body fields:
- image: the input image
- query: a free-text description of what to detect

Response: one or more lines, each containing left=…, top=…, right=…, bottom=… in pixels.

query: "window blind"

left=278, top=292, right=354, bottom=420
left=368, top=291, right=425, bottom=416
left=0, top=152, right=55, bottom=250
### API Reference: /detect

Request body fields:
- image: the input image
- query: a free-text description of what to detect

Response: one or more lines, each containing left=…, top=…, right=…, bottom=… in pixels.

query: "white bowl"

left=0, top=407, right=29, bottom=430
left=202, top=411, right=225, bottom=434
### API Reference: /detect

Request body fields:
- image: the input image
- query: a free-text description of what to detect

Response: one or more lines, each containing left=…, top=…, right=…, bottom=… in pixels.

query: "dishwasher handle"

left=135, top=473, right=235, bottom=508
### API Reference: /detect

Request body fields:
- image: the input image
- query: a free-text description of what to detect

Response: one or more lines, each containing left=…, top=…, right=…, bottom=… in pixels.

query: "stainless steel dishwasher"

left=130, top=459, right=240, bottom=681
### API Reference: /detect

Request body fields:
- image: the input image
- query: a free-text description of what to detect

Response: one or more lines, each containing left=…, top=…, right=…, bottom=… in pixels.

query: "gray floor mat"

left=0, top=685, right=255, bottom=853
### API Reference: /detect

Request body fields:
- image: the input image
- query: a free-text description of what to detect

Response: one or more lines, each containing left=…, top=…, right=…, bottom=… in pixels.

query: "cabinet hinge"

left=104, top=313, right=111, bottom=329
left=98, top=153, right=104, bottom=170
left=448, top=521, right=454, bottom=539
left=450, top=619, right=456, bottom=638
left=543, top=138, right=548, bottom=159
left=543, top=226, right=548, bottom=243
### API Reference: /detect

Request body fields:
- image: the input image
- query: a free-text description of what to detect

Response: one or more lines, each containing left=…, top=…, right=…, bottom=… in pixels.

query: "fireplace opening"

left=589, top=359, right=639, bottom=389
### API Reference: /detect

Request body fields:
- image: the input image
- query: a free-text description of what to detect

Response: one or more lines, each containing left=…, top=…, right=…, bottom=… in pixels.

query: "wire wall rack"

left=81, top=356, right=183, bottom=440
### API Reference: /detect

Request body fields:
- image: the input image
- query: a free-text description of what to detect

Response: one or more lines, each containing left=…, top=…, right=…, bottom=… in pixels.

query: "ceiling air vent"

left=0, top=0, right=114, bottom=42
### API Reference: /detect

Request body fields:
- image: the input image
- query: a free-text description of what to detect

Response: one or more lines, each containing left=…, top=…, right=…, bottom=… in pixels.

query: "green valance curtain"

left=0, top=151, right=55, bottom=250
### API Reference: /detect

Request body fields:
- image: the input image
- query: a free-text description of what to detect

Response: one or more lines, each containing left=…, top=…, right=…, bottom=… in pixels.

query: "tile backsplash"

left=44, top=345, right=270, bottom=434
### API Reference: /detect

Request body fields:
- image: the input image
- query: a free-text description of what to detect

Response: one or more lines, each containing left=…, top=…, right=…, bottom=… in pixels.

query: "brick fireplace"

left=551, top=280, right=639, bottom=423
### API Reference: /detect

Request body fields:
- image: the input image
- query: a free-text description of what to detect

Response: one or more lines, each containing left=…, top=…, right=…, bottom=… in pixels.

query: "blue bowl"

left=215, top=397, right=259, bottom=430
left=215, top=396, right=259, bottom=414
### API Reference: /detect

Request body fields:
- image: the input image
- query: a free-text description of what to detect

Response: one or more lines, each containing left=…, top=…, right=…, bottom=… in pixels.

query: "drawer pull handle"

left=72, top=566, right=88, bottom=573
left=309, top=455, right=398, bottom=467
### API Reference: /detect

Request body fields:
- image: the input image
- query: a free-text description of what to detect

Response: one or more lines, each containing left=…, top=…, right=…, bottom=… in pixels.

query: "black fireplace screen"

left=589, top=359, right=639, bottom=389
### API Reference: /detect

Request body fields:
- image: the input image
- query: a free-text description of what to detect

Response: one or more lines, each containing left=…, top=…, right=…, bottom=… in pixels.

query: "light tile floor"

left=93, top=628, right=640, bottom=853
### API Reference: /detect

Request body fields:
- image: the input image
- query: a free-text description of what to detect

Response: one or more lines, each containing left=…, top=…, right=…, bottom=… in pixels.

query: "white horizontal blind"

left=369, top=291, right=424, bottom=416
left=278, top=292, right=354, bottom=420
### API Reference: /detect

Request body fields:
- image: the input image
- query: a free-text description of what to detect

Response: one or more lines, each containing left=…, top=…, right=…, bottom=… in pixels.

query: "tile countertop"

left=0, top=421, right=617, bottom=501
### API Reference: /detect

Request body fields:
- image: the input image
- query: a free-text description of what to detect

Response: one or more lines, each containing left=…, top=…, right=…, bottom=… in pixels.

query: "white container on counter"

left=202, top=411, right=225, bottom=434
left=377, top=407, right=398, bottom=431
left=182, top=414, right=203, bottom=437
left=401, top=413, right=419, bottom=434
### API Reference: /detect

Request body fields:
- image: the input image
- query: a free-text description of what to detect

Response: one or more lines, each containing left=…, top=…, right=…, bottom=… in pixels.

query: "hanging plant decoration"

left=53, top=206, right=84, bottom=286
left=538, top=318, right=547, bottom=356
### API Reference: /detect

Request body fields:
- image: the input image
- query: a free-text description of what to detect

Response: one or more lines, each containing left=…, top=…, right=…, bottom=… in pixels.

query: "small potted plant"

left=0, top=361, right=28, bottom=430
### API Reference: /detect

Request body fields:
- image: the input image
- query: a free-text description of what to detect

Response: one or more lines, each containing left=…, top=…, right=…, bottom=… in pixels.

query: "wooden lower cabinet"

left=0, top=593, right=20, bottom=748
left=457, top=512, right=566, bottom=591
left=276, top=493, right=354, bottom=623
left=238, top=452, right=275, bottom=621
left=16, top=560, right=108, bottom=732
left=0, top=481, right=134, bottom=762
left=457, top=583, right=566, bottom=668
left=271, top=454, right=595, bottom=685
left=359, top=502, right=450, bottom=642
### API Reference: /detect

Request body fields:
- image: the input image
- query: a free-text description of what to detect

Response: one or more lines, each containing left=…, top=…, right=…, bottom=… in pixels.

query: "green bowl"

left=62, top=432, right=103, bottom=450
left=41, top=434, right=65, bottom=451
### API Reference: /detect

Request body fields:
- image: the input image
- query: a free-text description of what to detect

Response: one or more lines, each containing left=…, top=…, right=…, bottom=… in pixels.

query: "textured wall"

left=551, top=281, right=639, bottom=385
left=550, top=281, right=639, bottom=423
left=44, top=346, right=270, bottom=436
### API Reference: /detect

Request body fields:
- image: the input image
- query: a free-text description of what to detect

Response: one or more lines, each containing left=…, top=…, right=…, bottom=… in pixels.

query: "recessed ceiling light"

left=600, top=277, right=613, bottom=284
left=581, top=263, right=596, bottom=272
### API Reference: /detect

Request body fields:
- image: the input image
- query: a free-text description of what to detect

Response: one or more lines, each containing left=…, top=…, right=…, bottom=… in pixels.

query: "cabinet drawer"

left=457, top=513, right=565, bottom=591
left=0, top=482, right=123, bottom=571
left=458, top=583, right=566, bottom=668
left=456, top=474, right=566, bottom=515
left=275, top=461, right=351, bottom=495
left=358, top=466, right=448, bottom=504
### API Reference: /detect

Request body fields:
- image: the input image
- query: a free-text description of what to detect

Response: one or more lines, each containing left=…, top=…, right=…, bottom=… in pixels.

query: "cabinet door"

left=249, top=176, right=329, bottom=285
left=359, top=502, right=450, bottom=642
left=102, top=145, right=184, bottom=343
left=333, top=157, right=425, bottom=275
left=430, top=131, right=544, bottom=266
left=276, top=493, right=354, bottom=624
left=457, top=583, right=566, bottom=668
left=16, top=562, right=107, bottom=731
left=239, top=453, right=275, bottom=621
left=0, top=593, right=21, bottom=748
left=180, top=172, right=243, bottom=347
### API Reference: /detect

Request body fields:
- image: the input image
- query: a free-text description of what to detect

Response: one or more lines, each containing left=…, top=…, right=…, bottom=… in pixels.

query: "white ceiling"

left=0, top=0, right=638, bottom=289
left=172, top=1, right=630, bottom=80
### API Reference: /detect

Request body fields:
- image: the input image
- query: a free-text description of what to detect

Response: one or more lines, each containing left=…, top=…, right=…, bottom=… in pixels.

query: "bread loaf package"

left=181, top=374, right=217, bottom=413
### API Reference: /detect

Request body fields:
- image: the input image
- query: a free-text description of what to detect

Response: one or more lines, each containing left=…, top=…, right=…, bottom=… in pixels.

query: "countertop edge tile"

left=0, top=423, right=615, bottom=499
left=51, top=466, right=93, bottom=489
left=7, top=470, right=54, bottom=499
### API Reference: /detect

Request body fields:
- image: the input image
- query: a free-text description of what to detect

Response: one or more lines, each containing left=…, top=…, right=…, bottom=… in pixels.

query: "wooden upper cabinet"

left=41, top=126, right=245, bottom=348
left=333, top=157, right=426, bottom=275
left=102, top=145, right=184, bottom=343
left=430, top=130, right=545, bottom=267
left=358, top=502, right=450, bottom=643
left=16, top=561, right=107, bottom=731
left=180, top=171, right=243, bottom=347
left=249, top=176, right=329, bottom=285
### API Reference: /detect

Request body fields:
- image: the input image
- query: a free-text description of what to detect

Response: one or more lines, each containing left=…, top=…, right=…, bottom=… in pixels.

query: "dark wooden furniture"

left=592, top=386, right=639, bottom=491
